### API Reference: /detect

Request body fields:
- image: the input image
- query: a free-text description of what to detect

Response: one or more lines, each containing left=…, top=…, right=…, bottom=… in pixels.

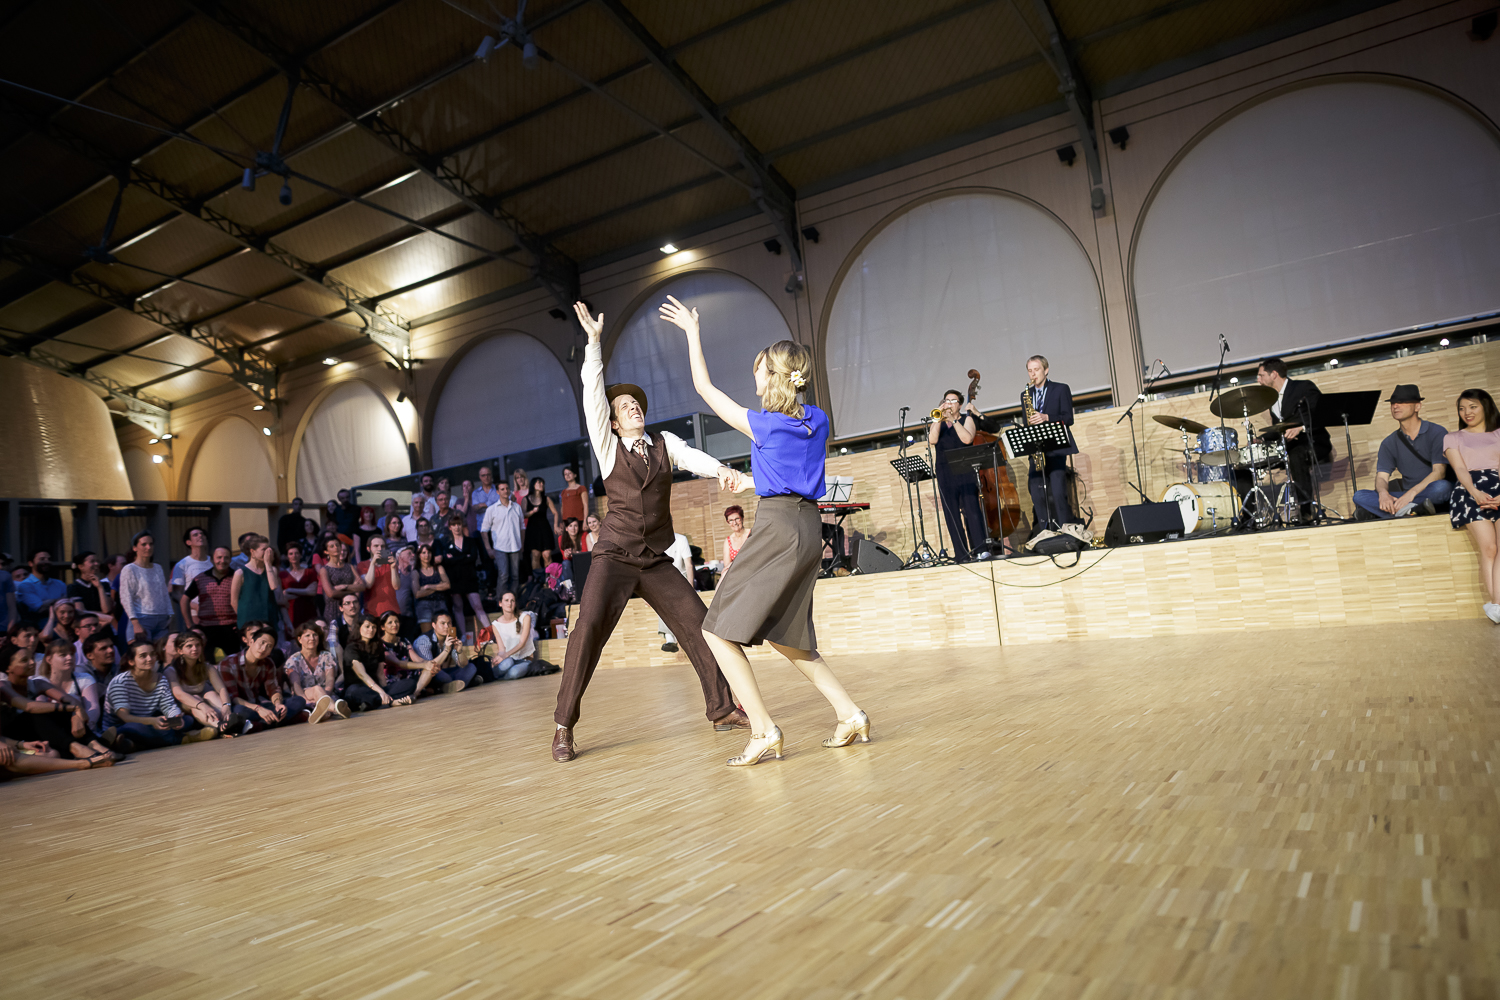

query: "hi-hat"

left=1151, top=413, right=1209, bottom=434
left=1262, top=420, right=1304, bottom=435
left=1209, top=383, right=1278, bottom=418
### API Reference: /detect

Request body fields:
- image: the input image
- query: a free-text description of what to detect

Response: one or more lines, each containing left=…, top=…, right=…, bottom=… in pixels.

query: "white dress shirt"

left=480, top=499, right=525, bottom=553
left=582, top=343, right=723, bottom=480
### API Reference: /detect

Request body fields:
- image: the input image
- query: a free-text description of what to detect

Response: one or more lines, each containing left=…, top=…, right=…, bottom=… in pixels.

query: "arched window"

left=187, top=417, right=276, bottom=502
left=294, top=382, right=409, bottom=502
left=1133, top=80, right=1500, bottom=370
left=608, top=271, right=791, bottom=421
left=430, top=332, right=577, bottom=466
left=824, top=192, right=1109, bottom=438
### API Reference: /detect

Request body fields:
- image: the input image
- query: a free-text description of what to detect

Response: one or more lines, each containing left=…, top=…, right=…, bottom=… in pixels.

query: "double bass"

left=964, top=368, right=1024, bottom=539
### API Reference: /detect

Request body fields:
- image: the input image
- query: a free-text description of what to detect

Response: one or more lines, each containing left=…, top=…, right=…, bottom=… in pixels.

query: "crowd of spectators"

left=0, top=464, right=593, bottom=780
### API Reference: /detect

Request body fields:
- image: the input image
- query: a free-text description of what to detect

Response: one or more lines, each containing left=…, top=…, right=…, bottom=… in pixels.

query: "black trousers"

left=1028, top=456, right=1075, bottom=529
left=1286, top=443, right=1331, bottom=521
left=937, top=477, right=987, bottom=560
left=555, top=542, right=736, bottom=728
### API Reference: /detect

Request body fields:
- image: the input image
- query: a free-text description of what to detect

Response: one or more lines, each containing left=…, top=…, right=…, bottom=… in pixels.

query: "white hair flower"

left=787, top=368, right=807, bottom=388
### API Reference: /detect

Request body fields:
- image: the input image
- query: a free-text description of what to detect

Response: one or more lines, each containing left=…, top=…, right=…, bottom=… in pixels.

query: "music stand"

left=890, top=455, right=939, bottom=568
left=1003, top=423, right=1071, bottom=529
left=1314, top=390, right=1382, bottom=501
left=945, top=441, right=1004, bottom=558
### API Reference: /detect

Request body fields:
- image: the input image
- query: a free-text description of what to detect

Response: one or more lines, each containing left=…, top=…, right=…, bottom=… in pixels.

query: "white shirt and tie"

left=581, top=343, right=724, bottom=480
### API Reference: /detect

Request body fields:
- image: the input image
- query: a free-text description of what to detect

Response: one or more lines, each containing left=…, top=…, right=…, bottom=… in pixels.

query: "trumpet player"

left=1022, top=355, right=1079, bottom=530
left=927, top=390, right=988, bottom=561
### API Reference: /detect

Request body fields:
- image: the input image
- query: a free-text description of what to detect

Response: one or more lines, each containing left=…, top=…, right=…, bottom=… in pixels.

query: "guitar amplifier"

left=1103, top=502, right=1183, bottom=546
left=852, top=539, right=903, bottom=574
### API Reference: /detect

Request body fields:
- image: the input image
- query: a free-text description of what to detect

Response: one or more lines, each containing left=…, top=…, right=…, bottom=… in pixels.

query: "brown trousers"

left=554, top=543, right=736, bottom=728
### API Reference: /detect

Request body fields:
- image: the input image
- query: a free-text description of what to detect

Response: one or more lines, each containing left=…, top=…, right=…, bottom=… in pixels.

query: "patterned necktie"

left=633, top=437, right=648, bottom=463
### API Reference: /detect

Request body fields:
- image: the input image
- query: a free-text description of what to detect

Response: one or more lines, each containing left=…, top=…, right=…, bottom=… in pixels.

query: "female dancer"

left=721, top=505, right=749, bottom=566
left=661, top=295, right=868, bottom=766
left=1444, top=388, right=1500, bottom=622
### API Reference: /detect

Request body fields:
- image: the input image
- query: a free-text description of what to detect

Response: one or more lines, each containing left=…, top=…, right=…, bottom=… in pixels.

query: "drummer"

left=1255, top=358, right=1332, bottom=524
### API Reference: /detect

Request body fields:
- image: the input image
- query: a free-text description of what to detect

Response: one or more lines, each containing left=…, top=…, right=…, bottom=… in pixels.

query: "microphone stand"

left=1115, top=361, right=1166, bottom=503
left=1209, top=337, right=1241, bottom=527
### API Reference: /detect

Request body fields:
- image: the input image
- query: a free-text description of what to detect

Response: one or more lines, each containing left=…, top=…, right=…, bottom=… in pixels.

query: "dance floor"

left=3, top=619, right=1497, bottom=1000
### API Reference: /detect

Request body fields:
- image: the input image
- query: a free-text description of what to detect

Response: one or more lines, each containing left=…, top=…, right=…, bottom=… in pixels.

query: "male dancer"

left=551, top=302, right=750, bottom=762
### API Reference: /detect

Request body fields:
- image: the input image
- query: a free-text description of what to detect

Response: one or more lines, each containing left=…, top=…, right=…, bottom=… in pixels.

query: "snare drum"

left=1240, top=439, right=1287, bottom=469
left=1161, top=481, right=1241, bottom=534
left=1196, top=426, right=1239, bottom=464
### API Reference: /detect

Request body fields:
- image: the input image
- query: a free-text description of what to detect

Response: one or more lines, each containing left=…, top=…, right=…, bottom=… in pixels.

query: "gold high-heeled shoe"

left=822, top=710, right=871, bottom=748
left=727, top=726, right=783, bottom=766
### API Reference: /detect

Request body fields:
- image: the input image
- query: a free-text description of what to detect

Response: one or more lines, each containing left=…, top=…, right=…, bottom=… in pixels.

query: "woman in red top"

left=357, top=536, right=402, bottom=619
left=559, top=466, right=588, bottom=524
left=279, top=542, right=320, bottom=630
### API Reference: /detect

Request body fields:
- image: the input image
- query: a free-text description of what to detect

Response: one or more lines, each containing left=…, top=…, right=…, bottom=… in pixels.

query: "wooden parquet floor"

left=3, top=620, right=1498, bottom=1000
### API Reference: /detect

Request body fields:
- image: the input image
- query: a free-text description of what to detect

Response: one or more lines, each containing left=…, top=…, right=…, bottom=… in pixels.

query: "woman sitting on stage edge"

left=1443, top=388, right=1500, bottom=623
left=661, top=294, right=869, bottom=767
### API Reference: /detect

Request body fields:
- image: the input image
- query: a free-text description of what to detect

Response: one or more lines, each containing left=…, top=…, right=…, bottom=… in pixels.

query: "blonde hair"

left=755, top=340, right=811, bottom=418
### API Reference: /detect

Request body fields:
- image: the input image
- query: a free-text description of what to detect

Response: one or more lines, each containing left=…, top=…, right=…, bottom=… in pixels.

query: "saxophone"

left=1020, top=382, right=1044, bottom=472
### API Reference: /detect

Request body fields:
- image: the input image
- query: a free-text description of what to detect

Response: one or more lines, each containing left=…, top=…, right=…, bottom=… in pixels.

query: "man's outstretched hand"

left=715, top=467, right=753, bottom=493
left=573, top=301, right=604, bottom=344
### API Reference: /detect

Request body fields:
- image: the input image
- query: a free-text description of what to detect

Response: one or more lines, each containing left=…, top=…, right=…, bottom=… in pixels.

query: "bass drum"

left=1161, top=481, right=1241, bottom=534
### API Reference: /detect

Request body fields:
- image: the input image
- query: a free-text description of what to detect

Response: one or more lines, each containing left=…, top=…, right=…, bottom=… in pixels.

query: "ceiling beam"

left=594, top=0, right=803, bottom=293
left=187, top=1, right=581, bottom=311
left=0, top=239, right=276, bottom=405
left=1021, top=0, right=1106, bottom=214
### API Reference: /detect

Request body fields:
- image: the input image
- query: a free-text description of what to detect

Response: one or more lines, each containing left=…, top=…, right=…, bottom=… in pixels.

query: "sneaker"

left=333, top=699, right=351, bottom=719
left=1395, top=502, right=1417, bottom=517
left=241, top=718, right=255, bottom=735
left=182, top=726, right=218, bottom=743
left=308, top=695, right=333, bottom=724
left=1484, top=603, right=1500, bottom=624
left=661, top=641, right=679, bottom=653
left=1419, top=499, right=1437, bottom=516
left=443, top=680, right=466, bottom=694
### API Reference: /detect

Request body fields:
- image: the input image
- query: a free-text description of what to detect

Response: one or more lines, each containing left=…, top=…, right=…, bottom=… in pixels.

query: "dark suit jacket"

left=1275, top=378, right=1332, bottom=458
left=1029, top=380, right=1078, bottom=457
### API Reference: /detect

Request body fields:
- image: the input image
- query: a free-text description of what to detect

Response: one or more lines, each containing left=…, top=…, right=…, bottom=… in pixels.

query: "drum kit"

left=1152, top=384, right=1300, bottom=534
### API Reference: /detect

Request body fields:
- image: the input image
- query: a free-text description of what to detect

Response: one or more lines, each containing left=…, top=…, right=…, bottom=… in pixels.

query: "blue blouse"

left=747, top=405, right=830, bottom=499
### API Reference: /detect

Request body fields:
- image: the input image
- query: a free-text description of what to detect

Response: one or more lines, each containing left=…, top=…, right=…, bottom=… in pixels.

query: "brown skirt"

left=703, top=494, right=821, bottom=649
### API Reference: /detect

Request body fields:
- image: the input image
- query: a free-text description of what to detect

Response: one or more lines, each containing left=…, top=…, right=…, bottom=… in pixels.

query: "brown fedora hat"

left=606, top=383, right=648, bottom=416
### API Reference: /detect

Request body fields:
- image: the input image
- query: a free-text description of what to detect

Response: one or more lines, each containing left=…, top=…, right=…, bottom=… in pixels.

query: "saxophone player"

left=1022, top=355, right=1079, bottom=530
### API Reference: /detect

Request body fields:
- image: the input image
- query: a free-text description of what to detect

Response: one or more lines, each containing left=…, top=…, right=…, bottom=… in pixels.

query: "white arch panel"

left=608, top=271, right=789, bottom=421
left=1134, top=81, right=1500, bottom=370
left=295, top=382, right=408, bottom=501
left=187, top=417, right=276, bottom=502
left=431, top=333, right=576, bottom=465
left=123, top=448, right=168, bottom=501
left=826, top=192, right=1110, bottom=437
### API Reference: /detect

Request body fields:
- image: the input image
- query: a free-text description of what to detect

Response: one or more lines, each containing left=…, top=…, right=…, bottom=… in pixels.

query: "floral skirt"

left=1449, top=469, right=1500, bottom=527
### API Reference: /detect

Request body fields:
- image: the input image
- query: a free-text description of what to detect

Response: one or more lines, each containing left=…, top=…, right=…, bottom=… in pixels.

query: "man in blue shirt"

left=1353, top=384, right=1452, bottom=520
left=16, top=549, right=68, bottom=627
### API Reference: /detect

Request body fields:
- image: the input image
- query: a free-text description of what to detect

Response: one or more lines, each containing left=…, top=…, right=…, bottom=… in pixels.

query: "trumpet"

left=930, top=406, right=946, bottom=420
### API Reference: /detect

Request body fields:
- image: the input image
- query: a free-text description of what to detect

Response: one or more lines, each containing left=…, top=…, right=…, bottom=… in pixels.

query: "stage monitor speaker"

left=1104, top=502, right=1184, bottom=546
left=853, top=539, right=903, bottom=574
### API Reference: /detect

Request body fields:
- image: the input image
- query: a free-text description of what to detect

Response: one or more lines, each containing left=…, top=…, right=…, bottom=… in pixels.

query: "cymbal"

left=1151, top=413, right=1209, bottom=434
left=1261, top=420, right=1303, bottom=434
left=1209, top=383, right=1278, bottom=418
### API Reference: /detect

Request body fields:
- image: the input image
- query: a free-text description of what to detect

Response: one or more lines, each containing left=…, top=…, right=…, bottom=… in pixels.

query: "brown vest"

left=598, top=434, right=675, bottom=556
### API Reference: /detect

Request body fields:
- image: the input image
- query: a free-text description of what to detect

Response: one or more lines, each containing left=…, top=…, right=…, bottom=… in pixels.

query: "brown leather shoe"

left=713, top=709, right=751, bottom=731
left=551, top=727, right=576, bottom=762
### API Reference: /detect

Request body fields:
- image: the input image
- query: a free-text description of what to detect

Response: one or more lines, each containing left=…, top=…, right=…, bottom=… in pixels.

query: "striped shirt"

left=105, top=670, right=182, bottom=721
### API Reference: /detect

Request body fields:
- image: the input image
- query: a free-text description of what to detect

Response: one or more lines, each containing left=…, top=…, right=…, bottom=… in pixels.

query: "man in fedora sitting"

left=1352, top=384, right=1452, bottom=520
left=550, top=302, right=751, bottom=762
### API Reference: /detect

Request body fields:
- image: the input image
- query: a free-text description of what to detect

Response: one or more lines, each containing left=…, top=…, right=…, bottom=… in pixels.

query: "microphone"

left=1160, top=362, right=1172, bottom=376
left=899, top=406, right=909, bottom=414
left=1218, top=332, right=1231, bottom=352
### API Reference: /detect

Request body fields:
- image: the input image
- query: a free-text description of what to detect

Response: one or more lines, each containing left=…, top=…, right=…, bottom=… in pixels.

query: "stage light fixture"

left=263, top=427, right=272, bottom=437
left=1440, top=338, right=1451, bottom=346
left=396, top=391, right=406, bottom=403
left=1229, top=377, right=1239, bottom=385
left=279, top=181, right=292, bottom=206
left=253, top=404, right=265, bottom=411
left=801, top=226, right=820, bottom=244
left=476, top=35, right=497, bottom=60
left=1056, top=145, right=1076, bottom=166
left=522, top=41, right=538, bottom=69
left=764, top=238, right=782, bottom=255
left=1329, top=358, right=1340, bottom=367
left=1108, top=126, right=1130, bottom=150
left=152, top=454, right=164, bottom=464
left=241, top=167, right=255, bottom=190
left=659, top=242, right=678, bottom=254
left=323, top=357, right=340, bottom=366
left=148, top=437, right=159, bottom=445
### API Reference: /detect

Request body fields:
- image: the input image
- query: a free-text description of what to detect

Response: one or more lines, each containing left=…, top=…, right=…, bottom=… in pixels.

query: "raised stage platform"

left=540, top=516, right=1486, bottom=666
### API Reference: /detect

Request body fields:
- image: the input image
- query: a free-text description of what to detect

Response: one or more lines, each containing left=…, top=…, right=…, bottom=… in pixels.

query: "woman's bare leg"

left=411, top=665, right=439, bottom=698
left=703, top=631, right=774, bottom=733
left=767, top=642, right=858, bottom=720
left=1466, top=521, right=1499, bottom=603
left=452, top=604, right=468, bottom=642
left=7, top=756, right=90, bottom=776
left=466, top=592, right=491, bottom=631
